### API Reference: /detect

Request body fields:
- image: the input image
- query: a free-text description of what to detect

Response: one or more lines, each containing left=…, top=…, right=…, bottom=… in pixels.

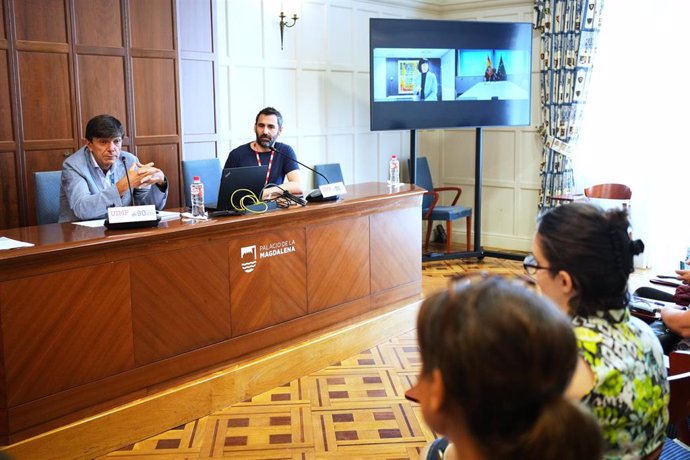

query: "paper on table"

left=158, top=211, right=181, bottom=221
left=73, top=219, right=106, bottom=227
left=0, top=236, right=34, bottom=250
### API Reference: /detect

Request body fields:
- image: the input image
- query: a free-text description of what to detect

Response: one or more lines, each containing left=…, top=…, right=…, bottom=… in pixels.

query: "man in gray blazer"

left=59, top=114, right=168, bottom=222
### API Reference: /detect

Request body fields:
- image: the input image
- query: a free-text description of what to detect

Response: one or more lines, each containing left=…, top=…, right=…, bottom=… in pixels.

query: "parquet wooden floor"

left=99, top=255, right=525, bottom=459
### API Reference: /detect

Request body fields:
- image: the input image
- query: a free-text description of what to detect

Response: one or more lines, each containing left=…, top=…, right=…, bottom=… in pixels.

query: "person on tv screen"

left=414, top=58, right=438, bottom=101
left=224, top=106, right=303, bottom=200
left=58, top=114, right=168, bottom=223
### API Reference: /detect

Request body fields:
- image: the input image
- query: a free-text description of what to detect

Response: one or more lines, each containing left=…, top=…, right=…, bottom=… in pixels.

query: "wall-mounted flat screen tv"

left=370, top=18, right=533, bottom=131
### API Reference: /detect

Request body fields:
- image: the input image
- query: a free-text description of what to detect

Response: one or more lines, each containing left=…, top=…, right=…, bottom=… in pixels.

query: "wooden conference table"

left=0, top=182, right=424, bottom=444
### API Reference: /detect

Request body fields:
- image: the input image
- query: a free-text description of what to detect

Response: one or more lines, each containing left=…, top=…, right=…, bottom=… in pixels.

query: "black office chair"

left=34, top=170, right=62, bottom=224
left=411, top=157, right=472, bottom=253
left=313, top=163, right=344, bottom=187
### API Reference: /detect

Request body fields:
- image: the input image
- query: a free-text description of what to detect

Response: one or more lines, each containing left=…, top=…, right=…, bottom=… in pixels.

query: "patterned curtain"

left=534, top=0, right=604, bottom=208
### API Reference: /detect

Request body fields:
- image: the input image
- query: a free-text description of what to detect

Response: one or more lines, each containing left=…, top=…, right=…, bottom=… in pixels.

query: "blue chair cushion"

left=660, top=437, right=690, bottom=459
left=34, top=171, right=62, bottom=225
left=314, top=163, right=344, bottom=187
left=424, top=205, right=472, bottom=221
left=181, top=158, right=222, bottom=208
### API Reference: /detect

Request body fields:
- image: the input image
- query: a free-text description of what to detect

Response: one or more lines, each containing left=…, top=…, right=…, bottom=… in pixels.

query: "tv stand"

left=412, top=127, right=524, bottom=262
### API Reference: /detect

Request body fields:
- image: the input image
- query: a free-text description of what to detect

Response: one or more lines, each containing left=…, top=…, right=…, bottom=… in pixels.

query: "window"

left=574, top=0, right=690, bottom=269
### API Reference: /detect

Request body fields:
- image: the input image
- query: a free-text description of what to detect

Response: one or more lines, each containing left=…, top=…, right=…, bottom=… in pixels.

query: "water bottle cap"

left=193, top=176, right=200, bottom=181
left=391, top=155, right=397, bottom=159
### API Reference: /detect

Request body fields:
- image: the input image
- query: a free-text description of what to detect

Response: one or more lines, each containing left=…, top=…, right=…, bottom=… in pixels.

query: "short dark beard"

left=256, top=135, right=273, bottom=148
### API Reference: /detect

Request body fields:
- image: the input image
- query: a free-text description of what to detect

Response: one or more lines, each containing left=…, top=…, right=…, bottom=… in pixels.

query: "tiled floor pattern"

left=101, top=257, right=525, bottom=459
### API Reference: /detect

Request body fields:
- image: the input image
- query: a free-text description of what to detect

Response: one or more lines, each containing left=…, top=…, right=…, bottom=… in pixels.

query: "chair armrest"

left=433, top=186, right=462, bottom=206
left=423, top=190, right=440, bottom=219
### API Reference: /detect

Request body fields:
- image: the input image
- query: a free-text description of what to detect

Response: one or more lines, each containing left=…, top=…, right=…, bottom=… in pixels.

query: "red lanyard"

left=255, top=149, right=274, bottom=184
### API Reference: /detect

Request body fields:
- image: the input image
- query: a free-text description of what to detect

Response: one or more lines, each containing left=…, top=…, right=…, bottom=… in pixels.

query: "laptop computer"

left=207, top=165, right=268, bottom=215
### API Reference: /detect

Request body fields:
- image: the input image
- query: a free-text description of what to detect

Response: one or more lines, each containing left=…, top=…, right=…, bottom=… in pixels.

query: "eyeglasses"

left=522, top=254, right=554, bottom=276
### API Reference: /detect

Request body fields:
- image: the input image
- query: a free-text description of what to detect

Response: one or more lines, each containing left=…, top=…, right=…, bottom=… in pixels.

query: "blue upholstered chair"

left=181, top=158, right=222, bottom=208
left=411, top=156, right=472, bottom=253
left=313, top=163, right=344, bottom=187
left=34, top=170, right=62, bottom=225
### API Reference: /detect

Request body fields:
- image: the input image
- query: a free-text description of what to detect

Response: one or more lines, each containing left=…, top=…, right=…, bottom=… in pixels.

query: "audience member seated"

left=409, top=275, right=603, bottom=460
left=634, top=262, right=690, bottom=352
left=528, top=202, right=669, bottom=459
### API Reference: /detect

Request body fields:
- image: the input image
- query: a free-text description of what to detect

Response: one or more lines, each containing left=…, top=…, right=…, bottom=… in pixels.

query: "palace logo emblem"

left=240, top=245, right=257, bottom=273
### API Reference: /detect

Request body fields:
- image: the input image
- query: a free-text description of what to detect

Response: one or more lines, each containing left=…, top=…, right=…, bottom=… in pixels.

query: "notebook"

left=207, top=165, right=268, bottom=215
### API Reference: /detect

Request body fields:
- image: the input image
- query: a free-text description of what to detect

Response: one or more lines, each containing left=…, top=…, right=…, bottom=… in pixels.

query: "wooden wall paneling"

left=0, top=0, right=5, bottom=40
left=73, top=0, right=123, bottom=48
left=0, top=50, right=12, bottom=141
left=0, top=273, right=7, bottom=444
left=132, top=57, right=177, bottom=136
left=135, top=143, right=180, bottom=208
left=76, top=54, right=127, bottom=128
left=0, top=262, right=135, bottom=406
left=17, top=51, right=72, bottom=141
left=129, top=0, right=174, bottom=51
left=0, top=154, right=18, bottom=230
left=180, top=59, right=216, bottom=135
left=178, top=0, right=218, bottom=170
left=306, top=216, right=371, bottom=313
left=229, top=229, right=308, bottom=337
left=13, top=0, right=67, bottom=43
left=370, top=207, right=422, bottom=293
left=178, top=0, right=213, bottom=53
left=130, top=241, right=231, bottom=366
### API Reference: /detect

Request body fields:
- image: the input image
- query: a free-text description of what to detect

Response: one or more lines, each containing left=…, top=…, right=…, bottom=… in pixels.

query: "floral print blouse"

left=573, top=308, right=669, bottom=460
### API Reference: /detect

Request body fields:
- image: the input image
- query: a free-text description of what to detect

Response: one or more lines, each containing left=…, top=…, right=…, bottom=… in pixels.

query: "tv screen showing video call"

left=370, top=18, right=533, bottom=131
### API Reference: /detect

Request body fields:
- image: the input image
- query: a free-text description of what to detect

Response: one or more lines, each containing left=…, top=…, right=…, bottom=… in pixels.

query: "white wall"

left=212, top=0, right=538, bottom=252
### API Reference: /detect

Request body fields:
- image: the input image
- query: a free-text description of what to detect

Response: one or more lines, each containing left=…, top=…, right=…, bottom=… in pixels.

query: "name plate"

left=319, top=181, right=347, bottom=198
left=107, top=205, right=157, bottom=224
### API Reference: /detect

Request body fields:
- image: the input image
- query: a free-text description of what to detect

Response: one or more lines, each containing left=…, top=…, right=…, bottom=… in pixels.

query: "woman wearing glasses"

left=409, top=275, right=602, bottom=460
left=527, top=202, right=668, bottom=459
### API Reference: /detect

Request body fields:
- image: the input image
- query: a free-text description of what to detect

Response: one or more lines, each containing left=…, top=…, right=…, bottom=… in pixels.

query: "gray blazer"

left=58, top=147, right=168, bottom=222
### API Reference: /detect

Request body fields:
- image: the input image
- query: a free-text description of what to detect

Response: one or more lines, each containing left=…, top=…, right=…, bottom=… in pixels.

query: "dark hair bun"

left=630, top=239, right=644, bottom=256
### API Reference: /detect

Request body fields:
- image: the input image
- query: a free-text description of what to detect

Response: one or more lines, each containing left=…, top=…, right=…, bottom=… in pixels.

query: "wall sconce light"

left=279, top=11, right=298, bottom=50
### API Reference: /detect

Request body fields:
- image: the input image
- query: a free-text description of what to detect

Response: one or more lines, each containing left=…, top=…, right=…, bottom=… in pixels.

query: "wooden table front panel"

left=370, top=207, right=422, bottom=293
left=0, top=263, right=135, bottom=406
left=0, top=183, right=425, bottom=442
left=306, top=215, right=371, bottom=313
left=229, top=228, right=308, bottom=337
left=131, top=241, right=231, bottom=366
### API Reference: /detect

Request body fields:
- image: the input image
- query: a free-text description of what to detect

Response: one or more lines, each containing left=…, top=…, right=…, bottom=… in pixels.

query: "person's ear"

left=429, top=368, right=446, bottom=413
left=556, top=269, right=575, bottom=295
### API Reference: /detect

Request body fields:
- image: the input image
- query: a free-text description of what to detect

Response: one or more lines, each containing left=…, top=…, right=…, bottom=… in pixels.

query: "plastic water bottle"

left=190, top=176, right=205, bottom=217
left=388, top=155, right=400, bottom=185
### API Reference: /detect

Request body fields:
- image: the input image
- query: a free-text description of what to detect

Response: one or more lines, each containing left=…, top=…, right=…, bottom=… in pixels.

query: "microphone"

left=121, top=156, right=137, bottom=206
left=269, top=146, right=338, bottom=202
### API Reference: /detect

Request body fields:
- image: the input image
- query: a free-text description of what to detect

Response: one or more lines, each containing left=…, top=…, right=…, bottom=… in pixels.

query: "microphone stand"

left=269, top=146, right=338, bottom=202
left=122, top=156, right=137, bottom=205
